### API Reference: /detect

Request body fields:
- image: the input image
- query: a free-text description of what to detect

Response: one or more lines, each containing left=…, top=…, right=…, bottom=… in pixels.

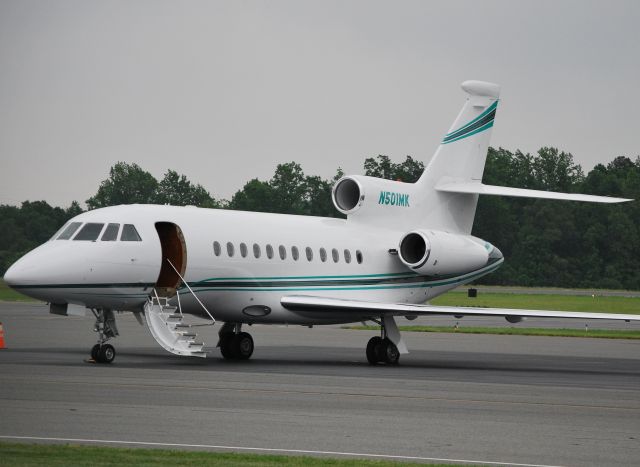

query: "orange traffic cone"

left=0, top=322, right=6, bottom=349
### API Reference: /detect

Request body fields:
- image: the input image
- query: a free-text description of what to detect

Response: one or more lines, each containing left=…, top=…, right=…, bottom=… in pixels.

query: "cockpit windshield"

left=56, top=222, right=82, bottom=240
left=54, top=222, right=142, bottom=242
left=121, top=224, right=142, bottom=241
left=101, top=223, right=120, bottom=241
left=74, top=223, right=105, bottom=241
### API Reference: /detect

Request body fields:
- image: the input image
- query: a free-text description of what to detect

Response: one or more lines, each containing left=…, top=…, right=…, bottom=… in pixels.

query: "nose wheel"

left=89, top=309, right=119, bottom=364
left=91, top=343, right=116, bottom=364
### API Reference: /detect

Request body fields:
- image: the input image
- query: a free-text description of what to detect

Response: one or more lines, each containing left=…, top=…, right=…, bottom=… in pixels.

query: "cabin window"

left=279, top=245, right=286, bottom=260
left=240, top=242, right=248, bottom=258
left=291, top=246, right=299, bottom=261
left=101, top=223, right=120, bottom=241
left=213, top=241, right=221, bottom=256
left=57, top=222, right=82, bottom=240
left=305, top=247, right=313, bottom=261
left=253, top=243, right=261, bottom=258
left=356, top=250, right=363, bottom=264
left=266, top=244, right=274, bottom=259
left=121, top=224, right=142, bottom=241
left=74, top=223, right=105, bottom=241
left=344, top=249, right=352, bottom=264
left=227, top=242, right=235, bottom=257
left=319, top=248, right=327, bottom=262
left=332, top=248, right=339, bottom=263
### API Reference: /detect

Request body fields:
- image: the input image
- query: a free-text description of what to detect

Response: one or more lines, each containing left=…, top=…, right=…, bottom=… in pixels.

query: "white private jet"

left=4, top=81, right=638, bottom=365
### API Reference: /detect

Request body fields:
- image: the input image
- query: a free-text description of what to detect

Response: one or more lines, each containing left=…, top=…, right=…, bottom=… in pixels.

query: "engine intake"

left=332, top=177, right=364, bottom=214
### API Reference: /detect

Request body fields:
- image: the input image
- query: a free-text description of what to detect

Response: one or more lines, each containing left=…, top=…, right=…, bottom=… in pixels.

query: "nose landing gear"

left=89, top=309, right=119, bottom=364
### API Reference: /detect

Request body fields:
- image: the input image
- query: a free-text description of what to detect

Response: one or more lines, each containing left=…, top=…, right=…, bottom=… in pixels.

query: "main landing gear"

left=366, top=315, right=407, bottom=365
left=366, top=336, right=400, bottom=365
left=218, top=322, right=254, bottom=360
left=89, top=308, right=119, bottom=364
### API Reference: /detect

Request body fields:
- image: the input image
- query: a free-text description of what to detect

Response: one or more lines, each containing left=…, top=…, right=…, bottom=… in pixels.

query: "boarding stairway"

left=144, top=260, right=215, bottom=358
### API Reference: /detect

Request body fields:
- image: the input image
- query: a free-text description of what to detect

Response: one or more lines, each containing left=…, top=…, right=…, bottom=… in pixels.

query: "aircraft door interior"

left=154, top=222, right=187, bottom=298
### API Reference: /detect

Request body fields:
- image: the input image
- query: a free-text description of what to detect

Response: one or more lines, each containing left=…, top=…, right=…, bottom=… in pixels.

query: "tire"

left=98, top=344, right=116, bottom=364
left=234, top=332, right=254, bottom=360
left=219, top=335, right=236, bottom=360
left=366, top=336, right=383, bottom=364
left=90, top=344, right=100, bottom=361
left=382, top=338, right=399, bottom=365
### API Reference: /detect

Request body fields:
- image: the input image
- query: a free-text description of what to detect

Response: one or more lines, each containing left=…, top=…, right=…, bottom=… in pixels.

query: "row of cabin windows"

left=213, top=241, right=363, bottom=264
left=55, top=222, right=142, bottom=242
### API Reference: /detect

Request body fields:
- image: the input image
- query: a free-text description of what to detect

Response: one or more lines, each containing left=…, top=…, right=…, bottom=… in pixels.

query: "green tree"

left=269, top=162, right=307, bottom=214
left=155, top=170, right=219, bottom=207
left=228, top=179, right=276, bottom=213
left=303, top=175, right=335, bottom=217
left=0, top=200, right=83, bottom=275
left=363, top=155, right=424, bottom=182
left=531, top=147, right=584, bottom=191
left=86, top=162, right=158, bottom=209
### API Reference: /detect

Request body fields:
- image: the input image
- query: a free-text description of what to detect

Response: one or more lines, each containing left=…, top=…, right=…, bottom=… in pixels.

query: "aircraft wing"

left=281, top=295, right=640, bottom=321
left=435, top=182, right=632, bottom=203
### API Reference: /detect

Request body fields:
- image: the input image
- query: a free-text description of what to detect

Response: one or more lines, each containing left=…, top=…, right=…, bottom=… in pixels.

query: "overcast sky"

left=1, top=0, right=638, bottom=207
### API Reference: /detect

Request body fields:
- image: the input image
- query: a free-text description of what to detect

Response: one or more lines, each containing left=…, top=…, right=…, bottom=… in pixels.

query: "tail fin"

left=413, top=81, right=500, bottom=233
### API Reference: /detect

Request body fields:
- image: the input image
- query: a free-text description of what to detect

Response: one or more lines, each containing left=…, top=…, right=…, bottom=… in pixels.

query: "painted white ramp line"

left=0, top=435, right=567, bottom=467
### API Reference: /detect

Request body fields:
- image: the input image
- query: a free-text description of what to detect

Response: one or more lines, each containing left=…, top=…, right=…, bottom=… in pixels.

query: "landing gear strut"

left=366, top=315, right=406, bottom=365
left=90, top=309, right=119, bottom=364
left=218, top=322, right=254, bottom=360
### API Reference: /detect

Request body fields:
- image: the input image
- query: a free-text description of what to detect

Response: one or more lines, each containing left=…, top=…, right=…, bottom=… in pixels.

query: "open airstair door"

left=154, top=222, right=187, bottom=298
left=145, top=222, right=208, bottom=358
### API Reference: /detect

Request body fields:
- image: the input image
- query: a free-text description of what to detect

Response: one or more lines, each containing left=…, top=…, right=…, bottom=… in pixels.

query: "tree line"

left=1, top=149, right=638, bottom=290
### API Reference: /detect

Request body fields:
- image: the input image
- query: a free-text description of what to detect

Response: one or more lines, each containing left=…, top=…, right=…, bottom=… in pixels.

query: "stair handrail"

left=175, top=284, right=183, bottom=317
left=166, top=258, right=215, bottom=323
left=152, top=287, right=161, bottom=306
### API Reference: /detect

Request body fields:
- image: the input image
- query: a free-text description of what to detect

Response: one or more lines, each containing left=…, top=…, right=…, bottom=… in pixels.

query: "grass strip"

left=345, top=325, right=640, bottom=339
left=0, top=279, right=37, bottom=302
left=431, top=291, right=640, bottom=314
left=0, top=442, right=470, bottom=467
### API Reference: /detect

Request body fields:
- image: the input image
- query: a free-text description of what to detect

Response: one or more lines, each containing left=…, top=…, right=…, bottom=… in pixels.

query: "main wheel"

left=219, top=335, right=236, bottom=360
left=366, top=336, right=384, bottom=364
left=234, top=332, right=254, bottom=360
left=97, top=344, right=116, bottom=364
left=382, top=338, right=399, bottom=365
left=90, top=344, right=100, bottom=361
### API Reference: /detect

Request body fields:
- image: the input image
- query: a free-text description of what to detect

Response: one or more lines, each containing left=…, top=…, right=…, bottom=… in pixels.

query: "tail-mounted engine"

left=332, top=175, right=414, bottom=217
left=332, top=177, right=365, bottom=215
left=398, top=230, right=490, bottom=276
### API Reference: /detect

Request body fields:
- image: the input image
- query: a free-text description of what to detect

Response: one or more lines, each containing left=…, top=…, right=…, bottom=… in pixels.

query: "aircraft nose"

left=3, top=257, right=29, bottom=288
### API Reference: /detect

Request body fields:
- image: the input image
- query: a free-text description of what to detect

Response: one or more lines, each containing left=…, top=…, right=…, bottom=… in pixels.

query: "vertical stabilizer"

left=413, top=81, right=500, bottom=233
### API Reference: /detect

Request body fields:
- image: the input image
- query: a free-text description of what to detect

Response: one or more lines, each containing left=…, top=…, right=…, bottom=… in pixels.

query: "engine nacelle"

left=398, top=230, right=490, bottom=276
left=332, top=175, right=413, bottom=216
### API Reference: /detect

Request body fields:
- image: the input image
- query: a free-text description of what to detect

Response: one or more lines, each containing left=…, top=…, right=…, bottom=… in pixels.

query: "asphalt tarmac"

left=1, top=302, right=639, bottom=466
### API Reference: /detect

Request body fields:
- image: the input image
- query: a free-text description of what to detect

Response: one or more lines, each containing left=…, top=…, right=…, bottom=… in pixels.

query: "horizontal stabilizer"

left=281, top=295, right=640, bottom=321
left=435, top=182, right=632, bottom=203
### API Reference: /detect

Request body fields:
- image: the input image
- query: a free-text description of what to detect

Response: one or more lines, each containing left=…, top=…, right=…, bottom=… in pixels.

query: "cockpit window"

left=120, top=224, right=142, bottom=241
left=101, top=223, right=120, bottom=241
left=55, top=222, right=82, bottom=240
left=74, top=223, right=105, bottom=241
